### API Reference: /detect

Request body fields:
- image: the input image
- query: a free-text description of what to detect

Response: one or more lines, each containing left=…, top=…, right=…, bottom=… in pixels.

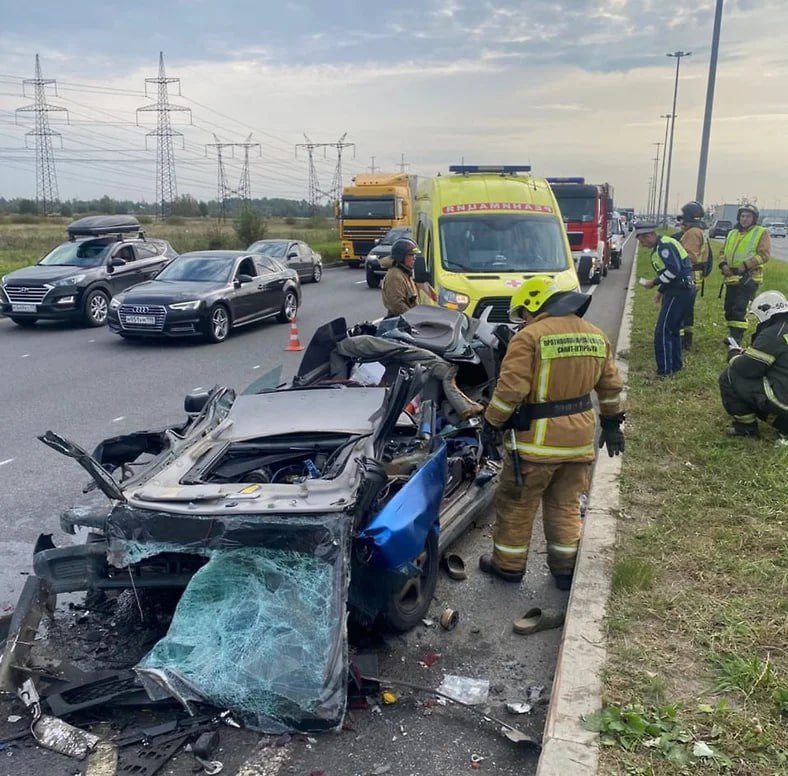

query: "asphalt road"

left=0, top=244, right=633, bottom=776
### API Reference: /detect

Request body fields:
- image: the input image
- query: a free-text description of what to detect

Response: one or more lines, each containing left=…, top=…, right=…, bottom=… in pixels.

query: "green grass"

left=0, top=215, right=341, bottom=276
left=598, top=244, right=788, bottom=775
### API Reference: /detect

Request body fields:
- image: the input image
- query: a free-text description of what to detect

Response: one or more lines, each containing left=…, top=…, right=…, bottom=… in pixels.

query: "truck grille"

left=3, top=284, right=49, bottom=303
left=342, top=225, right=390, bottom=239
left=472, top=296, right=512, bottom=323
left=118, top=304, right=167, bottom=331
left=567, top=232, right=584, bottom=248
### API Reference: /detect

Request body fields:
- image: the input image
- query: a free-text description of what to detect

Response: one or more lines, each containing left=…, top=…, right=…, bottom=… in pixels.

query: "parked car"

left=107, top=251, right=301, bottom=344
left=22, top=305, right=506, bottom=732
left=0, top=215, right=176, bottom=328
left=607, top=217, right=625, bottom=269
left=709, top=219, right=733, bottom=239
left=247, top=239, right=322, bottom=283
left=768, top=222, right=786, bottom=238
left=364, top=227, right=413, bottom=288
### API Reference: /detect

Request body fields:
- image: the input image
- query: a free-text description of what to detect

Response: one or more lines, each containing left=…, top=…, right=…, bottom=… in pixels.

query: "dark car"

left=0, top=215, right=176, bottom=328
left=247, top=239, right=322, bottom=283
left=709, top=219, right=733, bottom=239
left=107, top=251, right=301, bottom=344
left=364, top=227, right=413, bottom=288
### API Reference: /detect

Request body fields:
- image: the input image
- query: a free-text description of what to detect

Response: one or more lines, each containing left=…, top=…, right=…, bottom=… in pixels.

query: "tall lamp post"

left=662, top=50, right=691, bottom=225
left=656, top=113, right=672, bottom=225
left=696, top=0, right=724, bottom=204
left=651, top=142, right=663, bottom=218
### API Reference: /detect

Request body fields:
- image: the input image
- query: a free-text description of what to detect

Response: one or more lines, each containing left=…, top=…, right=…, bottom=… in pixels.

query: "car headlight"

left=109, top=297, right=122, bottom=310
left=53, top=274, right=86, bottom=286
left=169, top=300, right=202, bottom=310
left=438, top=287, right=470, bottom=312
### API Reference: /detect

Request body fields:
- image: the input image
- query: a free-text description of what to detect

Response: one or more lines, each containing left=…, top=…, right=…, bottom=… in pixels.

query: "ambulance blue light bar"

left=449, top=165, right=531, bottom=174
left=545, top=177, right=586, bottom=184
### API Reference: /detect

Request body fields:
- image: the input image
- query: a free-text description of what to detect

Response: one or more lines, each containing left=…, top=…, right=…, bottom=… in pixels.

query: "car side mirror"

left=287, top=251, right=298, bottom=259
left=413, top=255, right=429, bottom=283
left=110, top=257, right=126, bottom=267
left=236, top=274, right=254, bottom=285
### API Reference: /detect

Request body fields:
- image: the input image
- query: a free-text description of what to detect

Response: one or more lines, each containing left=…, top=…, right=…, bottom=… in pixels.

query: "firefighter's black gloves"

left=599, top=412, right=625, bottom=457
left=481, top=420, right=502, bottom=461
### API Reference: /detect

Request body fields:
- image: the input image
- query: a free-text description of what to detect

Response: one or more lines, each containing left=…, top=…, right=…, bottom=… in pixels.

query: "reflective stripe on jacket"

left=727, top=317, right=788, bottom=410
left=484, top=313, right=623, bottom=463
left=721, top=226, right=770, bottom=285
left=650, top=235, right=694, bottom=293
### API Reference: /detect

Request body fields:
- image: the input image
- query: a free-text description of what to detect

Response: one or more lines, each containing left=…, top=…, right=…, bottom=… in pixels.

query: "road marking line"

left=0, top=458, right=14, bottom=467
left=21, top=353, right=30, bottom=358
left=252, top=365, right=261, bottom=370
left=193, top=386, right=204, bottom=391
left=111, top=416, right=125, bottom=423
left=354, top=280, right=367, bottom=285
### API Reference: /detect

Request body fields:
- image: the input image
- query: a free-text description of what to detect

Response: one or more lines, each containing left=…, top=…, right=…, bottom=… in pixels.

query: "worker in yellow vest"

left=718, top=204, right=771, bottom=345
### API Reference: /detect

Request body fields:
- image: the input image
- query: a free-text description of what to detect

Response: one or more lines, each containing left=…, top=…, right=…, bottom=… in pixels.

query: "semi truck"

left=338, top=173, right=417, bottom=267
left=547, top=177, right=614, bottom=285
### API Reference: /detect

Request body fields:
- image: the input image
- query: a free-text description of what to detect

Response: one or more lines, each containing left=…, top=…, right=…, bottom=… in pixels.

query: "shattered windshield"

left=439, top=214, right=567, bottom=272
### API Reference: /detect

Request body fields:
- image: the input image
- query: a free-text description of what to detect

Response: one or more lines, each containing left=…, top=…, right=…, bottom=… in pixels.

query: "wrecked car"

left=2, top=305, right=510, bottom=734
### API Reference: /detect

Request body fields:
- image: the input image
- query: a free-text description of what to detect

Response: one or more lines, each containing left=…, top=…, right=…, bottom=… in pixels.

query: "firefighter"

left=635, top=223, right=695, bottom=375
left=719, top=290, right=788, bottom=438
left=718, top=204, right=771, bottom=345
left=479, top=276, right=624, bottom=591
left=381, top=237, right=419, bottom=317
left=678, top=201, right=711, bottom=349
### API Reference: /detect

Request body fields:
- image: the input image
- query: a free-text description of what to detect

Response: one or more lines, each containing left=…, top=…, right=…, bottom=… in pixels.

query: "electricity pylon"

left=136, top=52, right=191, bottom=218
left=15, top=54, right=68, bottom=214
left=206, top=134, right=261, bottom=219
left=295, top=133, right=353, bottom=208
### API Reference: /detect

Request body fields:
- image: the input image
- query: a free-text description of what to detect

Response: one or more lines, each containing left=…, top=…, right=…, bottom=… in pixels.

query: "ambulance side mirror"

left=413, top=254, right=429, bottom=283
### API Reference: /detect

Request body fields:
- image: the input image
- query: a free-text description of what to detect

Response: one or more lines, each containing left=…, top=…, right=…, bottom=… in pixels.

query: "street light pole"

left=652, top=143, right=663, bottom=218
left=696, top=0, right=724, bottom=205
left=656, top=113, right=672, bottom=224
left=662, top=50, right=691, bottom=226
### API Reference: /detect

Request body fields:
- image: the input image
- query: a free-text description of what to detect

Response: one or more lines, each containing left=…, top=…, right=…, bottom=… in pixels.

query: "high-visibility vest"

left=722, top=226, right=766, bottom=285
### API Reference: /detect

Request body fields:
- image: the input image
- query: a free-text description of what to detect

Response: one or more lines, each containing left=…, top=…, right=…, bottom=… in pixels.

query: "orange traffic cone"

left=285, top=318, right=304, bottom=351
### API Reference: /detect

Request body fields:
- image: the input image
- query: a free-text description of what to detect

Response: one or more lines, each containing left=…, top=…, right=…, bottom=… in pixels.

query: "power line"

left=206, top=133, right=261, bottom=218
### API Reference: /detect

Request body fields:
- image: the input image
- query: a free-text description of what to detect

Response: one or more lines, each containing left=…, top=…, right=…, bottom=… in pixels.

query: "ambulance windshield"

left=438, top=215, right=567, bottom=273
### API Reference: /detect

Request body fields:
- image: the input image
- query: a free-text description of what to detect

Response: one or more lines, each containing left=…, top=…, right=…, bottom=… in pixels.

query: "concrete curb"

left=536, top=243, right=638, bottom=776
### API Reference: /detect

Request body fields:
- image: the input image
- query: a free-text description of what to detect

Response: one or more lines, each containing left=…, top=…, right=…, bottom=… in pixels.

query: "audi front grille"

left=118, top=304, right=167, bottom=331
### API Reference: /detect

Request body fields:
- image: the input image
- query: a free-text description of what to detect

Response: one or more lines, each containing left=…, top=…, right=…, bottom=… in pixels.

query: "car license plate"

left=11, top=303, right=37, bottom=313
left=126, top=314, right=156, bottom=325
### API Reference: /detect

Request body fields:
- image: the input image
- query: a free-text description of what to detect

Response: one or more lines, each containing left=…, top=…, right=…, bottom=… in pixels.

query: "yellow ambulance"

left=412, top=165, right=580, bottom=321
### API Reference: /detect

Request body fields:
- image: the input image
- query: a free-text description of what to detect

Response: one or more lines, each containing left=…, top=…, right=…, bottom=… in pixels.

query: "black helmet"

left=680, top=200, right=704, bottom=224
left=737, top=203, right=759, bottom=224
left=391, top=237, right=420, bottom=264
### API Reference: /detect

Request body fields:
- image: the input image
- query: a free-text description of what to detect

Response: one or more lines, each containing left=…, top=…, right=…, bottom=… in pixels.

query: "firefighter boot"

left=726, top=421, right=759, bottom=438
left=478, top=554, right=524, bottom=583
left=553, top=574, right=573, bottom=591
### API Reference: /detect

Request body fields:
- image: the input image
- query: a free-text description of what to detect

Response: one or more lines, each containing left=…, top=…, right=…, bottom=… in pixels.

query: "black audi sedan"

left=107, top=251, right=301, bottom=344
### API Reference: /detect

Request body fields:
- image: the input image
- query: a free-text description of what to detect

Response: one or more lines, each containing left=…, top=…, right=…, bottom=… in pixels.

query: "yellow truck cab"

left=413, top=165, right=580, bottom=322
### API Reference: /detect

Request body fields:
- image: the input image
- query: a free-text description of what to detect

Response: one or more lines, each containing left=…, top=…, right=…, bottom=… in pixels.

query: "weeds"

left=598, top=244, right=788, bottom=775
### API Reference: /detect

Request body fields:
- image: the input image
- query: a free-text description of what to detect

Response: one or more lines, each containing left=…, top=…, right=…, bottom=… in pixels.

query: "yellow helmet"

left=508, top=275, right=562, bottom=322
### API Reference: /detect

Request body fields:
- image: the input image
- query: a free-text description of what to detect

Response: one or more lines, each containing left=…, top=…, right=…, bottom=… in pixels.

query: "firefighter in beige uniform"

left=479, top=276, right=624, bottom=590
left=381, top=238, right=419, bottom=317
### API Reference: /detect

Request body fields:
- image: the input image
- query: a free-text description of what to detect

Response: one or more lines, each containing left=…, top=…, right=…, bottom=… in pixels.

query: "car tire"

left=10, top=317, right=37, bottom=327
left=611, top=254, right=621, bottom=269
left=366, top=267, right=381, bottom=289
left=312, top=263, right=322, bottom=283
left=276, top=289, right=298, bottom=323
left=83, top=289, right=110, bottom=327
left=381, top=529, right=439, bottom=633
left=205, top=304, right=230, bottom=343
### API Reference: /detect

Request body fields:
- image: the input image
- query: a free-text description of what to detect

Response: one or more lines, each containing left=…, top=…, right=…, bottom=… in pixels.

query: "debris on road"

left=437, top=674, right=489, bottom=705
left=439, top=608, right=459, bottom=630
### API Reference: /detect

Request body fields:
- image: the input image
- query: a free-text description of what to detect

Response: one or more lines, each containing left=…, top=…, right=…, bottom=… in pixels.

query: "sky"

left=1, top=0, right=786, bottom=212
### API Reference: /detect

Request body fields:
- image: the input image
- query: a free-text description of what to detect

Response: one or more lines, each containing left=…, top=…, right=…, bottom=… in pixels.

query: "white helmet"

left=748, top=291, right=788, bottom=324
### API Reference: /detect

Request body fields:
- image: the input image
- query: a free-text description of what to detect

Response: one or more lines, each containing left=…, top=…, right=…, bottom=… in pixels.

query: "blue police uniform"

left=650, top=235, right=695, bottom=375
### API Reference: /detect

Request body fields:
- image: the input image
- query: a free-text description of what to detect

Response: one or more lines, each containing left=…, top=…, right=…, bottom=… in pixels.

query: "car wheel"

left=312, top=263, right=322, bottom=283
left=206, top=304, right=230, bottom=343
left=611, top=254, right=621, bottom=269
left=10, top=317, right=37, bottom=327
left=382, top=529, right=439, bottom=632
left=277, top=289, right=298, bottom=323
left=83, top=289, right=110, bottom=327
left=366, top=267, right=381, bottom=288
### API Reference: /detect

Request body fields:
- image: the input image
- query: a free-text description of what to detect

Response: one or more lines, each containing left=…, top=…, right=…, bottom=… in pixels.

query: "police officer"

left=719, top=290, right=788, bottom=437
left=479, top=276, right=624, bottom=591
left=381, top=237, right=419, bottom=317
left=635, top=223, right=695, bottom=375
left=678, top=201, right=711, bottom=349
left=718, top=204, right=771, bottom=345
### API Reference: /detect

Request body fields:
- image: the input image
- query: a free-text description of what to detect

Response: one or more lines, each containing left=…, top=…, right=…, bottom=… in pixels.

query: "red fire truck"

left=547, top=178, right=614, bottom=285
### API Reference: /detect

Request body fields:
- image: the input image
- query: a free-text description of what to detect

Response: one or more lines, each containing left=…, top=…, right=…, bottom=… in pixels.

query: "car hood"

left=368, top=247, right=392, bottom=258
left=3, top=265, right=100, bottom=284
left=117, top=279, right=227, bottom=303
